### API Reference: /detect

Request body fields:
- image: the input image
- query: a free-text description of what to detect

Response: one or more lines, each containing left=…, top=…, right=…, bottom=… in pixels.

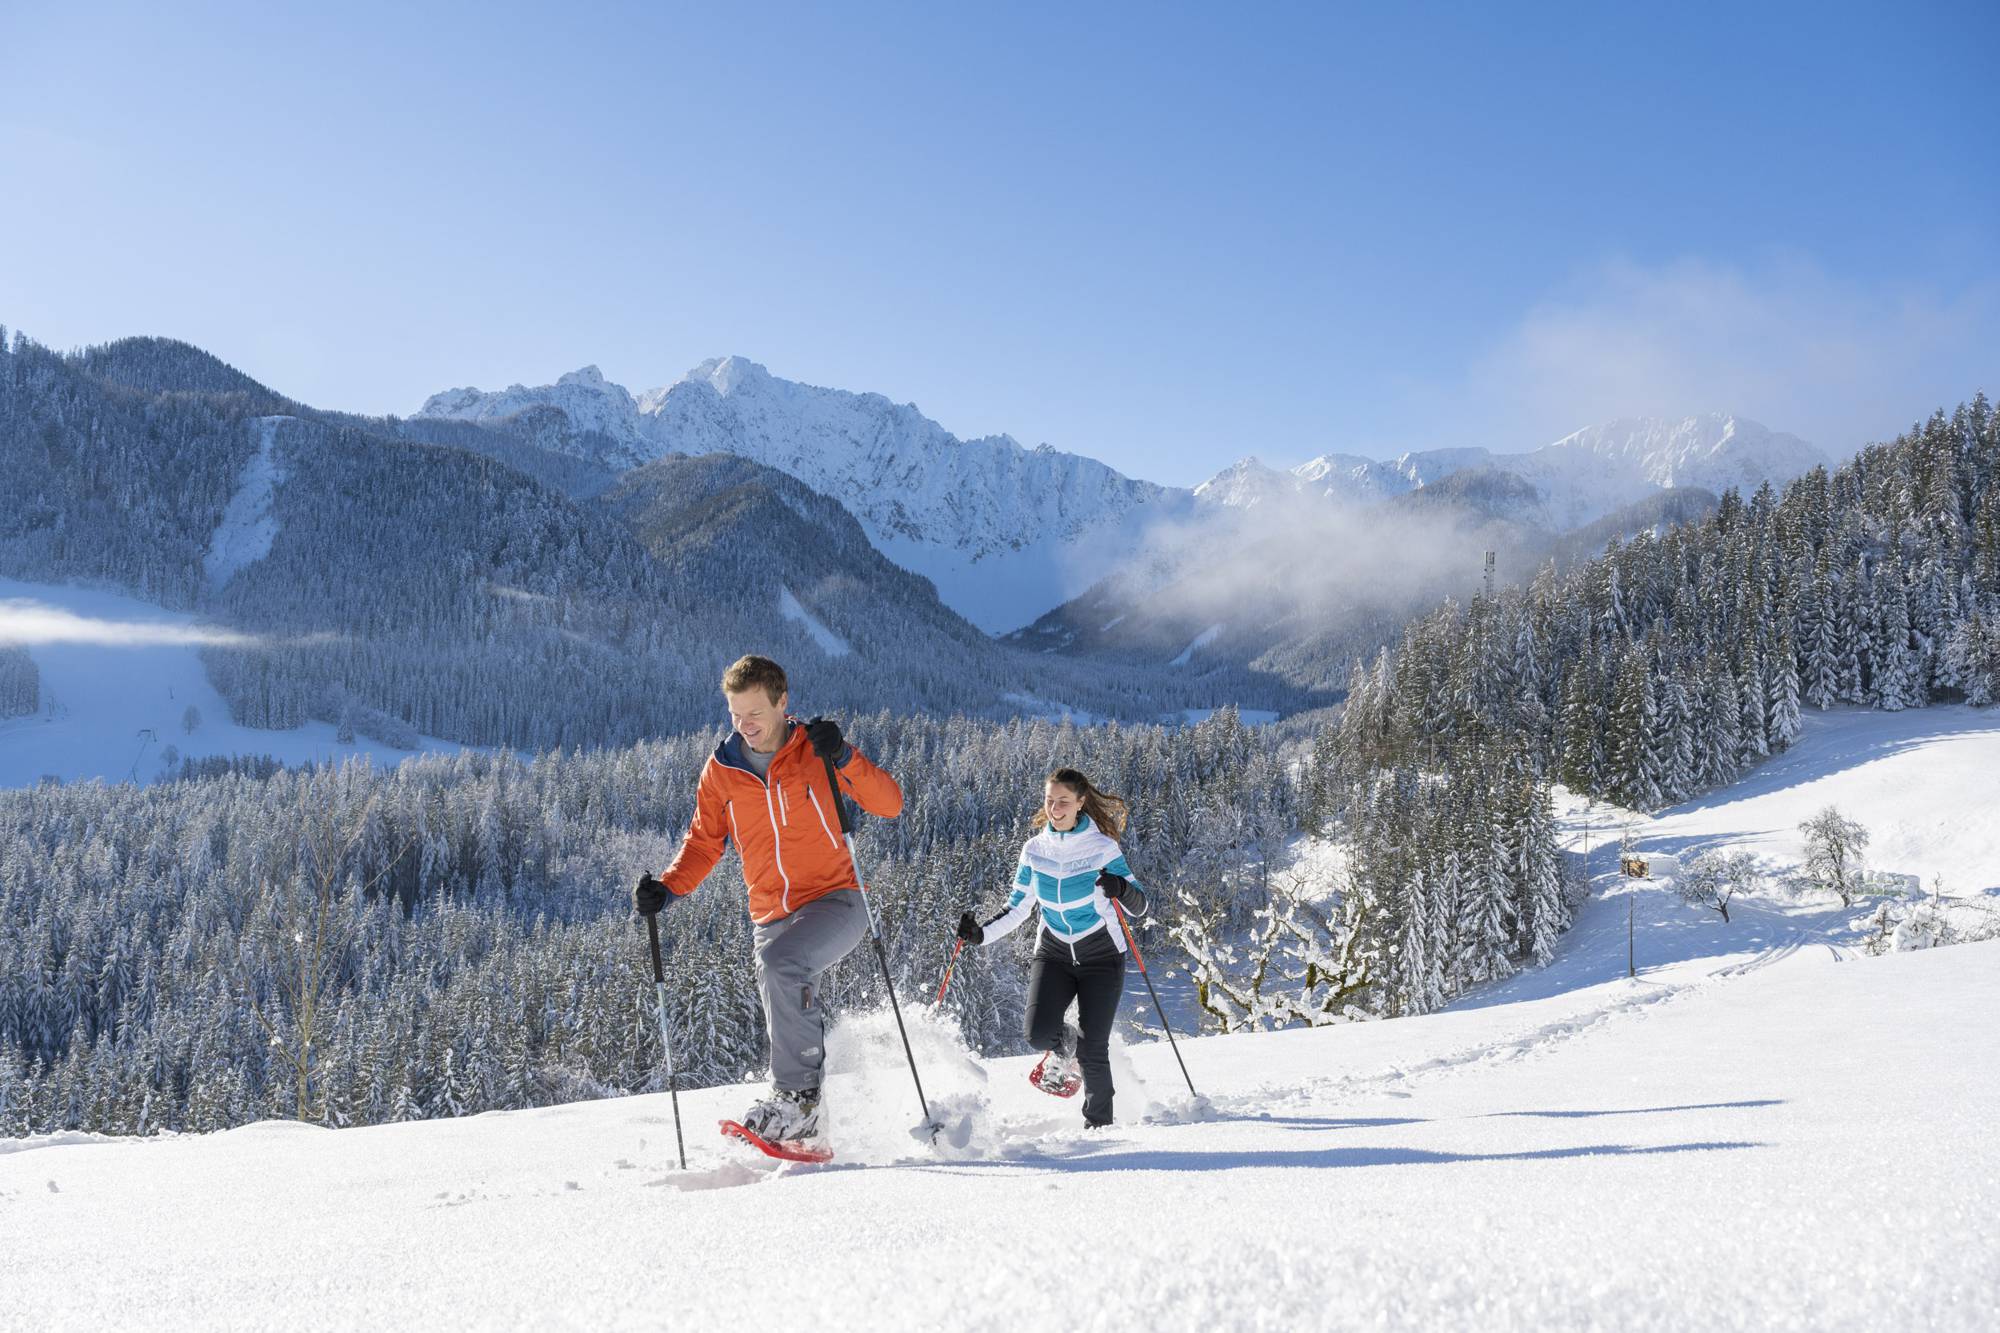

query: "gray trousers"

left=754, top=890, right=869, bottom=1091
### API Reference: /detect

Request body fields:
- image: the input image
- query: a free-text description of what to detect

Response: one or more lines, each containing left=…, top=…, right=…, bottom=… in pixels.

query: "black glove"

left=955, top=911, right=985, bottom=945
left=804, top=716, right=851, bottom=764
left=633, top=874, right=669, bottom=916
left=1095, top=870, right=1130, bottom=901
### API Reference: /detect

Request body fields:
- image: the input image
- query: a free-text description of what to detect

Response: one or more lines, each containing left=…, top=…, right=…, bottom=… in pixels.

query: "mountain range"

left=420, top=359, right=1182, bottom=633
left=1196, top=414, right=1824, bottom=530
left=417, top=364, right=1826, bottom=632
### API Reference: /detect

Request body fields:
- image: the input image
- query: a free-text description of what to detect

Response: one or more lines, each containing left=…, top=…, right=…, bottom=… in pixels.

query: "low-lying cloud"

left=0, top=600, right=262, bottom=649
left=1059, top=487, right=1515, bottom=689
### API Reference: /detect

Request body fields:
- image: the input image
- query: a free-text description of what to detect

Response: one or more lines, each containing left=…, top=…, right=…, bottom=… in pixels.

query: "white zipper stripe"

left=728, top=801, right=776, bottom=921
left=806, top=786, right=842, bottom=852
left=764, top=783, right=793, bottom=914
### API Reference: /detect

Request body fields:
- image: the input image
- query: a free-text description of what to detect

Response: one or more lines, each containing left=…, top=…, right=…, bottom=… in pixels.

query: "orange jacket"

left=659, top=720, right=903, bottom=924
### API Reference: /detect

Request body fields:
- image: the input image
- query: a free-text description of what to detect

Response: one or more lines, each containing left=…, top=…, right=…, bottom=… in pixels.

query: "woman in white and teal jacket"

left=954, top=767, right=1148, bottom=1127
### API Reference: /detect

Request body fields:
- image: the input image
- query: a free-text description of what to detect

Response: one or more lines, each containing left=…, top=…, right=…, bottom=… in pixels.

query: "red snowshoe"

left=719, top=1119, right=834, bottom=1163
left=1029, top=1049, right=1083, bottom=1099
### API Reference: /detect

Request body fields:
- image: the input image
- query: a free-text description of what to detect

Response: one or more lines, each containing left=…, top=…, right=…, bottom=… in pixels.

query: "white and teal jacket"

left=980, top=814, right=1148, bottom=960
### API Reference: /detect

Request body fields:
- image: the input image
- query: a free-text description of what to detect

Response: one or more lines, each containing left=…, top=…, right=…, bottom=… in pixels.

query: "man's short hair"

left=722, top=655, right=788, bottom=703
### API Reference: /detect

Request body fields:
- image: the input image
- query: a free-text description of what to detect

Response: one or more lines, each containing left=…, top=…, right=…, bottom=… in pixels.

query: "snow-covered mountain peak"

left=672, top=355, right=771, bottom=398
left=1195, top=452, right=1424, bottom=508
left=1542, top=414, right=1822, bottom=491
left=417, top=366, right=640, bottom=446
left=1192, top=456, right=1290, bottom=506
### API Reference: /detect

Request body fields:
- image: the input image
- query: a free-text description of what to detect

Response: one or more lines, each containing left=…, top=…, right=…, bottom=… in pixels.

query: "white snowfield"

left=201, top=416, right=292, bottom=592
left=0, top=578, right=476, bottom=787
left=778, top=585, right=853, bottom=657
left=1581, top=703, right=2000, bottom=896
left=1168, top=621, right=1223, bottom=667
left=4, top=893, right=1995, bottom=1329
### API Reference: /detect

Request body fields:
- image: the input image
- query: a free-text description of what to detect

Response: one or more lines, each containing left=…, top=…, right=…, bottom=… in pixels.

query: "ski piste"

left=719, top=1118, right=835, bottom=1164
left=1028, top=1052, right=1081, bottom=1098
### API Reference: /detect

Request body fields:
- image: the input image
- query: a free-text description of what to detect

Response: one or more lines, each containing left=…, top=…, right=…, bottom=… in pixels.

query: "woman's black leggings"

left=1025, top=934, right=1127, bottom=1126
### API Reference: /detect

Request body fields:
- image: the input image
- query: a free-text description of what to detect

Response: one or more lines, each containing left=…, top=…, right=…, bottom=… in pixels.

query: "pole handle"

left=1111, top=898, right=1147, bottom=974
left=935, top=937, right=965, bottom=1007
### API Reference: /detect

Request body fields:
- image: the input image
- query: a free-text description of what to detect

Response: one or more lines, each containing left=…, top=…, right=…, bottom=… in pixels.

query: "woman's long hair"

left=1033, top=767, right=1129, bottom=840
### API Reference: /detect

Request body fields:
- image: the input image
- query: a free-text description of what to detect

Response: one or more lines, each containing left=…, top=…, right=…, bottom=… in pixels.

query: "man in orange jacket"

left=633, top=654, right=902, bottom=1145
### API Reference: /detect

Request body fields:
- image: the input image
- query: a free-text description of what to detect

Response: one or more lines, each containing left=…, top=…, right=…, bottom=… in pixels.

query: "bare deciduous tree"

left=1675, top=849, right=1759, bottom=922
left=1799, top=806, right=1870, bottom=907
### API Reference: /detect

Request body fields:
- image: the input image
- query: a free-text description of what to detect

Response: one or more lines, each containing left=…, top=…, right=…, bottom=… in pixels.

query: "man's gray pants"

left=754, top=890, right=869, bottom=1092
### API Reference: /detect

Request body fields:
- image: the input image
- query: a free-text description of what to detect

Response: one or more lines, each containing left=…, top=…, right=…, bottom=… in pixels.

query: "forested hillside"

left=1287, top=400, right=1999, bottom=1020
left=1327, top=398, right=2000, bottom=811
left=0, top=710, right=1294, bottom=1133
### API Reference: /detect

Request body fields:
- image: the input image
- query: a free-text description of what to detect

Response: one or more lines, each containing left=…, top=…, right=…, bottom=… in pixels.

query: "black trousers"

left=1025, top=931, right=1127, bottom=1126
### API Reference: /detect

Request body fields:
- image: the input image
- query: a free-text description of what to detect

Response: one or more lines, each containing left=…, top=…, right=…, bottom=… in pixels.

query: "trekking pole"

left=934, top=938, right=965, bottom=1008
left=1111, top=899, right=1197, bottom=1099
left=645, top=912, right=688, bottom=1170
left=822, top=752, right=937, bottom=1138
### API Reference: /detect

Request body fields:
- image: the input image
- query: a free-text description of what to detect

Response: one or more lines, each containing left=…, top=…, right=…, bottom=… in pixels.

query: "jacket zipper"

left=1053, top=822, right=1081, bottom=961
left=805, top=785, right=842, bottom=851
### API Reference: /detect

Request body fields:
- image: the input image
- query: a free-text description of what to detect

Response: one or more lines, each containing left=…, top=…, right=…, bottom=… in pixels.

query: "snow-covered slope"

left=6, top=702, right=1997, bottom=1326
left=0, top=578, right=475, bottom=786
left=4, top=910, right=1990, bottom=1328
left=1572, top=703, right=2000, bottom=897
left=201, top=416, right=292, bottom=592
left=418, top=359, right=1190, bottom=632
left=1202, top=415, right=1823, bottom=530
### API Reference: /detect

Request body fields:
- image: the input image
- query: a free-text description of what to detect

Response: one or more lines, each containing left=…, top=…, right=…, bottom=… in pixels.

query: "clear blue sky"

left=4, top=1, right=1995, bottom=486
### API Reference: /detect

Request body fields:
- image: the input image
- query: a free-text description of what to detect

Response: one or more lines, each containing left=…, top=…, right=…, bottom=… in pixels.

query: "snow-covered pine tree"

left=1513, top=776, right=1565, bottom=966
left=1767, top=633, right=1803, bottom=750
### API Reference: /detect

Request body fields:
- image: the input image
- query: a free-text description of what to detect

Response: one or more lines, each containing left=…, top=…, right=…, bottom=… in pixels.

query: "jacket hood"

left=715, top=717, right=801, bottom=776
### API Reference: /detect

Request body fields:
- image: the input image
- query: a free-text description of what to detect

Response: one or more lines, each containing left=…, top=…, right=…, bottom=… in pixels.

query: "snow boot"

left=739, top=1087, right=822, bottom=1143
left=1030, top=1024, right=1084, bottom=1098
